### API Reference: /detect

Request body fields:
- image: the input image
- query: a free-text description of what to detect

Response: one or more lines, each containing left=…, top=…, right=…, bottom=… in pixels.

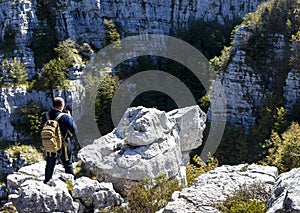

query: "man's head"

left=53, top=97, right=65, bottom=111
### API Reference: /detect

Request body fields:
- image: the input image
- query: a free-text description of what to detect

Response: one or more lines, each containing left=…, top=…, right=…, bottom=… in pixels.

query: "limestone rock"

left=162, top=164, right=278, bottom=213
left=78, top=105, right=206, bottom=192
left=0, top=0, right=265, bottom=76
left=72, top=177, right=124, bottom=209
left=267, top=168, right=300, bottom=213
left=7, top=162, right=78, bottom=213
left=210, top=24, right=291, bottom=131
left=167, top=106, right=206, bottom=153
left=7, top=161, right=124, bottom=212
left=284, top=69, right=300, bottom=111
left=10, top=179, right=78, bottom=213
left=116, top=107, right=172, bottom=146
left=7, top=161, right=66, bottom=194
left=0, top=82, right=84, bottom=141
left=54, top=0, right=265, bottom=49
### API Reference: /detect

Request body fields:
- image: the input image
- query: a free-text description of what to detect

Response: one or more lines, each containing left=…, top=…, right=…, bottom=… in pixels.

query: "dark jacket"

left=41, top=109, right=77, bottom=139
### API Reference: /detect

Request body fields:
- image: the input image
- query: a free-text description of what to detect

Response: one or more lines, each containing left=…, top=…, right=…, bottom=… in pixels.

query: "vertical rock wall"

left=0, top=80, right=84, bottom=141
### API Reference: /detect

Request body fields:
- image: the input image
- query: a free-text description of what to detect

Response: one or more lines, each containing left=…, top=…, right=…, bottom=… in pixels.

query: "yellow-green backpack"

left=41, top=112, right=66, bottom=156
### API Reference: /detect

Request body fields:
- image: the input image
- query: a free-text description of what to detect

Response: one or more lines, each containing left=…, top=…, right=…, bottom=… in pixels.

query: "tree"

left=102, top=19, right=121, bottom=48
left=30, top=26, right=58, bottom=68
left=0, top=58, right=28, bottom=87
left=9, top=59, right=28, bottom=85
left=175, top=18, right=241, bottom=59
left=95, top=74, right=119, bottom=135
left=290, top=31, right=300, bottom=71
left=214, top=125, right=249, bottom=165
left=54, top=39, right=81, bottom=68
left=36, top=58, right=68, bottom=90
left=249, top=106, right=289, bottom=162
left=263, top=122, right=300, bottom=173
left=11, top=101, right=45, bottom=138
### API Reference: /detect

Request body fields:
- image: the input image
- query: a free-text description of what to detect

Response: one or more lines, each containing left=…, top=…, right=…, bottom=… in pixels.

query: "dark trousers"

left=44, top=141, right=74, bottom=183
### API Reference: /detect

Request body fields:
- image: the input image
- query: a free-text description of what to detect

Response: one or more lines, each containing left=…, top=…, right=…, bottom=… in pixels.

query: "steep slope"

left=213, top=0, right=300, bottom=130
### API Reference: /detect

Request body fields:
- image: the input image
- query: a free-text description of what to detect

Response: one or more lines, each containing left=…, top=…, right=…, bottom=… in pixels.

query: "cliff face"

left=0, top=0, right=265, bottom=67
left=0, top=81, right=84, bottom=141
left=3, top=0, right=300, bottom=140
left=0, top=0, right=38, bottom=78
left=54, top=0, right=265, bottom=48
left=214, top=0, right=300, bottom=131
left=218, top=28, right=290, bottom=130
left=0, top=0, right=267, bottom=140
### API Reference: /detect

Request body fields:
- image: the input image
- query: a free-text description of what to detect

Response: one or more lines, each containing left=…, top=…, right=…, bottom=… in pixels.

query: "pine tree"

left=38, top=58, right=67, bottom=90
left=0, top=58, right=28, bottom=87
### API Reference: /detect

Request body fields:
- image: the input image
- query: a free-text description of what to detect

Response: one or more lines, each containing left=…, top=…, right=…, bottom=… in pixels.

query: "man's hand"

left=66, top=110, right=72, bottom=116
left=66, top=105, right=72, bottom=116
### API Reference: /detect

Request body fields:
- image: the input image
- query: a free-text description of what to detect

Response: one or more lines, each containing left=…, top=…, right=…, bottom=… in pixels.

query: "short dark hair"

left=53, top=97, right=65, bottom=109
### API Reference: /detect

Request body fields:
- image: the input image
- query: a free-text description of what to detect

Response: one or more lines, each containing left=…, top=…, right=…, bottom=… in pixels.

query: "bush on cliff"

left=10, top=101, right=45, bottom=139
left=215, top=182, right=269, bottom=213
left=262, top=122, right=300, bottom=173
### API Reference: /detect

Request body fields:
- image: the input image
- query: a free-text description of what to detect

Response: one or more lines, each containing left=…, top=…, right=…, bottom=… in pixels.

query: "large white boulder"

left=78, top=105, right=206, bottom=191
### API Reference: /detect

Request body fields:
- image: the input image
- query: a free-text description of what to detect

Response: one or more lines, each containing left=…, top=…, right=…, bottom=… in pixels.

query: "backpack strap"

left=55, top=113, right=66, bottom=122
left=55, top=112, right=69, bottom=161
left=46, top=112, right=50, bottom=121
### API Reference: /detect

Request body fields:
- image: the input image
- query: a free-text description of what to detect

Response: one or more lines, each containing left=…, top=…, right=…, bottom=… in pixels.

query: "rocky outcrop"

left=0, top=148, right=43, bottom=177
left=6, top=161, right=123, bottom=213
left=161, top=164, right=278, bottom=212
left=78, top=105, right=206, bottom=191
left=212, top=24, right=291, bottom=130
left=267, top=167, right=300, bottom=212
left=72, top=177, right=123, bottom=210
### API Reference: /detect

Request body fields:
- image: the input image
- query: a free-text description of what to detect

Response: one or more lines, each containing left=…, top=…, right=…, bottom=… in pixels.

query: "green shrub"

left=120, top=174, right=182, bottom=213
left=262, top=122, right=300, bottom=173
left=33, top=58, right=68, bottom=90
left=186, top=153, right=218, bottom=186
left=210, top=46, right=232, bottom=75
left=290, top=31, right=300, bottom=71
left=55, top=39, right=82, bottom=68
left=102, top=19, right=121, bottom=48
left=102, top=174, right=184, bottom=213
left=5, top=144, right=43, bottom=164
left=215, top=182, right=269, bottom=213
left=11, top=101, right=45, bottom=138
left=95, top=74, right=119, bottom=135
left=0, top=58, right=28, bottom=87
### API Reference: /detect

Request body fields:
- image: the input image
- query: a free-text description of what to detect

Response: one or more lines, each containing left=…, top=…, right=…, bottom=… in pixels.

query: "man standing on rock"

left=41, top=97, right=77, bottom=184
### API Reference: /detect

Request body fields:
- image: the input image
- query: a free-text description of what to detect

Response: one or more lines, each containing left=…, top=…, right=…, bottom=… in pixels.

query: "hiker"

left=41, top=97, right=77, bottom=184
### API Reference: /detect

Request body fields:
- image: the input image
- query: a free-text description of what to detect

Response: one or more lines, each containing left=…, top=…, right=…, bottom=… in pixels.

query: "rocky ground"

left=1, top=106, right=299, bottom=212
